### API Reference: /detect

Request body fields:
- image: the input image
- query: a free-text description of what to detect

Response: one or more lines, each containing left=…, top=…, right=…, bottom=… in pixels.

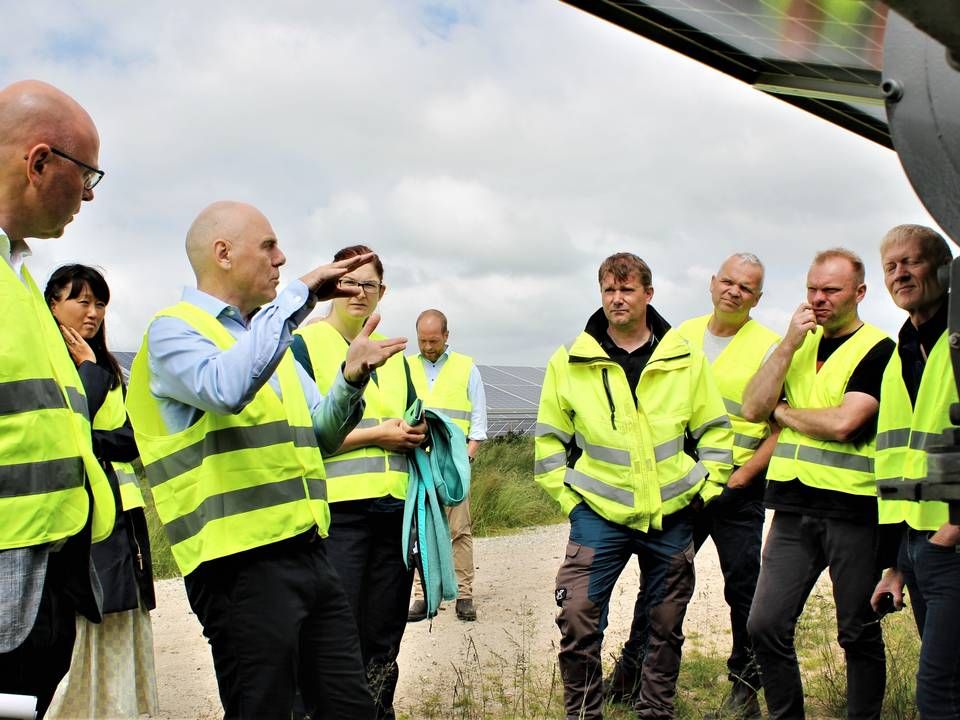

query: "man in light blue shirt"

left=407, top=309, right=487, bottom=622
left=136, top=200, right=406, bottom=719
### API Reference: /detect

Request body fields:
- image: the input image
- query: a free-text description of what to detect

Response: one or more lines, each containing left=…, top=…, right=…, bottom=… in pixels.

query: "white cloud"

left=1, top=0, right=941, bottom=365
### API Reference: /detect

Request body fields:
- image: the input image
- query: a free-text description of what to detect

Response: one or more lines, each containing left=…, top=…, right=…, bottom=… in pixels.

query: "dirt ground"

left=151, top=522, right=744, bottom=719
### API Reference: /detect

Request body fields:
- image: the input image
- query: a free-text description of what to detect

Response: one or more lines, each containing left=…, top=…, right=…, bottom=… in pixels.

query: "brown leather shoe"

left=455, top=598, right=477, bottom=621
left=407, top=599, right=427, bottom=623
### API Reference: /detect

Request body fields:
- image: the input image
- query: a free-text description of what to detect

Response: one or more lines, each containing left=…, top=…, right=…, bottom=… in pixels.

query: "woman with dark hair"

left=292, top=246, right=425, bottom=719
left=43, top=264, right=159, bottom=719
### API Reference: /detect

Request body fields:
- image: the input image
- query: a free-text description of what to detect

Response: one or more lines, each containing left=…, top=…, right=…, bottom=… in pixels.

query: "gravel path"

left=151, top=522, right=735, bottom=719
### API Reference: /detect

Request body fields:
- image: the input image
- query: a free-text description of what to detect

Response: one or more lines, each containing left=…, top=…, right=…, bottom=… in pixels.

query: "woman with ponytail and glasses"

left=43, top=264, right=158, bottom=719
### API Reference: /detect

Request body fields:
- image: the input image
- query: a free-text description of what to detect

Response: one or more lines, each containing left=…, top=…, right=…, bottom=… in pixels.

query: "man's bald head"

left=185, top=201, right=286, bottom=315
left=0, top=80, right=100, bottom=241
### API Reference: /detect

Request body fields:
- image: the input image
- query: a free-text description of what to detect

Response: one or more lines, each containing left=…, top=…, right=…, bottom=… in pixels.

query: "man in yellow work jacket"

left=407, top=308, right=487, bottom=622
left=0, top=80, right=116, bottom=718
left=536, top=252, right=733, bottom=720
left=126, top=201, right=405, bottom=719
left=870, top=224, right=959, bottom=719
left=742, top=248, right=894, bottom=720
left=608, top=253, right=779, bottom=719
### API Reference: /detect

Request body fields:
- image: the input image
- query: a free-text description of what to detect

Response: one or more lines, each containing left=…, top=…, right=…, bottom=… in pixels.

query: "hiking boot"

left=602, top=656, right=641, bottom=705
left=705, top=682, right=761, bottom=720
left=407, top=599, right=427, bottom=623
left=455, top=598, right=477, bottom=621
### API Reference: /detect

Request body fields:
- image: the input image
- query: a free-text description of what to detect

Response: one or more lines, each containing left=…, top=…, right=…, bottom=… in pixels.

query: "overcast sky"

left=2, top=1, right=944, bottom=365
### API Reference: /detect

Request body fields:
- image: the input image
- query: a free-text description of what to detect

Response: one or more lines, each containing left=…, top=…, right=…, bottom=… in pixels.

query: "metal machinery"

left=561, top=0, right=960, bottom=518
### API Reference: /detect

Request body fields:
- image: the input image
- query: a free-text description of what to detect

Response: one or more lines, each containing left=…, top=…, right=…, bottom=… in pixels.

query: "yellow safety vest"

left=535, top=329, right=733, bottom=531
left=295, top=321, right=409, bottom=503
left=677, top=315, right=780, bottom=467
left=125, top=301, right=329, bottom=576
left=92, top=384, right=146, bottom=511
left=0, top=263, right=115, bottom=548
left=408, top=351, right=474, bottom=436
left=767, top=323, right=890, bottom=496
left=876, top=331, right=953, bottom=531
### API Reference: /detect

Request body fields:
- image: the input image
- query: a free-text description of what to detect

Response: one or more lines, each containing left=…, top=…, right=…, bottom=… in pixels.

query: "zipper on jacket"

left=601, top=368, right=617, bottom=430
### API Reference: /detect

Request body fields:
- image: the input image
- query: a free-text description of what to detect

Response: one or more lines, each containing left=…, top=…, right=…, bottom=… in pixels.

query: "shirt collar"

left=181, top=286, right=247, bottom=325
left=0, top=230, right=32, bottom=272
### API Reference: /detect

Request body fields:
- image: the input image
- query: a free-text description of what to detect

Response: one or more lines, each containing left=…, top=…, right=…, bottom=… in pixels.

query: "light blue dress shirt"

left=416, top=348, right=487, bottom=441
left=146, top=281, right=364, bottom=455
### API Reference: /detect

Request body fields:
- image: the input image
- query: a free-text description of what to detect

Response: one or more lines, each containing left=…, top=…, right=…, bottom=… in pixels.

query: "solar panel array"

left=114, top=353, right=545, bottom=438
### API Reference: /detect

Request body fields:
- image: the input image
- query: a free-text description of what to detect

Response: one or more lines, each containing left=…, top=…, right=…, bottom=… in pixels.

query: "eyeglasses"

left=50, top=147, right=105, bottom=190
left=339, top=278, right=382, bottom=294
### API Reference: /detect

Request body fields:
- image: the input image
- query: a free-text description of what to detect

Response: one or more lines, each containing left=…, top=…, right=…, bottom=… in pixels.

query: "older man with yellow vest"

left=607, top=253, right=780, bottom=719
left=537, top=252, right=733, bottom=720
left=871, top=224, right=959, bottom=719
left=125, top=201, right=406, bottom=720
left=406, top=308, right=486, bottom=622
left=0, top=80, right=116, bottom=718
left=742, top=248, right=894, bottom=720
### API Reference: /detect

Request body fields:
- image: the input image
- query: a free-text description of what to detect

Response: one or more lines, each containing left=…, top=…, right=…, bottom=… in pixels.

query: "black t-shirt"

left=583, top=306, right=669, bottom=402
left=765, top=326, right=896, bottom=523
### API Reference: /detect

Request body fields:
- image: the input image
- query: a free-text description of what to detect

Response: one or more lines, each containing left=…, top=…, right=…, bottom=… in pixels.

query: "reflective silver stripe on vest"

left=145, top=420, right=304, bottom=487
left=534, top=451, right=566, bottom=475
left=575, top=432, right=631, bottom=467
left=564, top=467, right=633, bottom=507
left=654, top=436, right=683, bottom=462
left=876, top=428, right=910, bottom=451
left=690, top=415, right=732, bottom=440
left=305, top=476, right=327, bottom=500
left=324, top=455, right=409, bottom=479
left=909, top=431, right=942, bottom=451
left=660, top=462, right=708, bottom=502
left=356, top=418, right=380, bottom=429
left=0, top=378, right=67, bottom=416
left=428, top=407, right=471, bottom=421
left=0, top=456, right=84, bottom=498
left=291, top=426, right=319, bottom=449
left=699, top=447, right=734, bottom=465
left=733, top=433, right=763, bottom=451
left=773, top=441, right=873, bottom=472
left=163, top=475, right=323, bottom=546
left=723, top=398, right=743, bottom=417
left=65, top=387, right=89, bottom=420
left=536, top=422, right=573, bottom=444
left=115, top=467, right=138, bottom=487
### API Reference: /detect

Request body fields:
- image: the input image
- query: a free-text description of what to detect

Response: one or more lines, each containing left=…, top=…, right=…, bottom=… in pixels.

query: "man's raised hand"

left=343, top=313, right=407, bottom=384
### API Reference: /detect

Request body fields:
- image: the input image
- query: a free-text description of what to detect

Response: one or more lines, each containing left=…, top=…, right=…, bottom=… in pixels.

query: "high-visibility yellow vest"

left=767, top=323, right=890, bottom=496
left=535, top=329, right=733, bottom=531
left=677, top=314, right=780, bottom=467
left=408, top=351, right=474, bottom=436
left=125, top=301, right=329, bottom=576
left=295, top=321, right=409, bottom=503
left=92, top=383, right=146, bottom=511
left=876, top=331, right=953, bottom=531
left=0, top=263, right=115, bottom=549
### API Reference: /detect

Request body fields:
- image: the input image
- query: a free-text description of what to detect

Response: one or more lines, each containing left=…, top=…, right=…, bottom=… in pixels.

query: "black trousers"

left=326, top=504, right=414, bottom=720
left=747, top=511, right=885, bottom=720
left=184, top=532, right=375, bottom=720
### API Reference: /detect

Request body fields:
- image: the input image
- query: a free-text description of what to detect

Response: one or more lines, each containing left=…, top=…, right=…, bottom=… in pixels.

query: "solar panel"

left=562, top=0, right=891, bottom=146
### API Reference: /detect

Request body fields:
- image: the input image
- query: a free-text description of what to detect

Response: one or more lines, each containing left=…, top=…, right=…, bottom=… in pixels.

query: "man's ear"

left=24, top=144, right=53, bottom=186
left=213, top=238, right=232, bottom=268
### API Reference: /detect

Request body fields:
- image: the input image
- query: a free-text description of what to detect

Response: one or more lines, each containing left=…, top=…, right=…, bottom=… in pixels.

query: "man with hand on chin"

left=126, top=200, right=405, bottom=719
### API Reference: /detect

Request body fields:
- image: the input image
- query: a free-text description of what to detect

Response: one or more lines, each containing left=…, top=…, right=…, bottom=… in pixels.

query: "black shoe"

left=705, top=683, right=761, bottom=720
left=602, top=657, right=641, bottom=705
left=407, top=599, right=427, bottom=623
left=455, top=598, right=477, bottom=621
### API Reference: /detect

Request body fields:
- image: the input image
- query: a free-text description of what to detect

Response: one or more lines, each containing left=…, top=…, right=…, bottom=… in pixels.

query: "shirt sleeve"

left=534, top=348, right=583, bottom=516
left=148, top=282, right=316, bottom=415
left=295, top=360, right=366, bottom=456
left=845, top=337, right=897, bottom=400
left=467, top=365, right=487, bottom=441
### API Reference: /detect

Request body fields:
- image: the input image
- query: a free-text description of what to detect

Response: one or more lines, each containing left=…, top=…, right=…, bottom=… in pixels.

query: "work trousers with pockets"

left=183, top=530, right=375, bottom=720
left=900, top=527, right=960, bottom=719
left=326, top=504, right=414, bottom=720
left=555, top=502, right=695, bottom=720
left=747, top=511, right=885, bottom=720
